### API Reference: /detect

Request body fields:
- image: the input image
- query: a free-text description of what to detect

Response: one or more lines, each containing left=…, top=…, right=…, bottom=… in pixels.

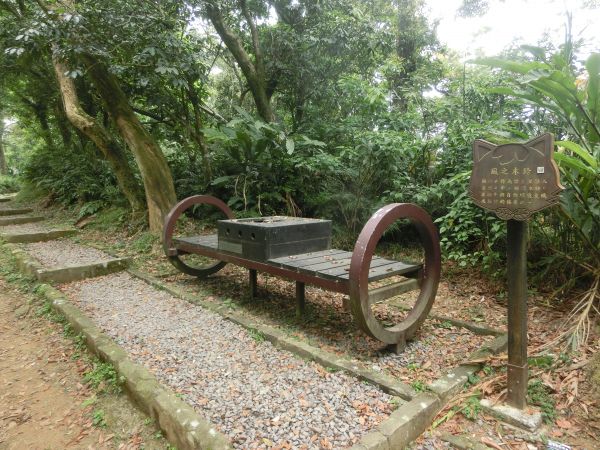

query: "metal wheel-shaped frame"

left=162, top=195, right=234, bottom=278
left=349, top=203, right=441, bottom=345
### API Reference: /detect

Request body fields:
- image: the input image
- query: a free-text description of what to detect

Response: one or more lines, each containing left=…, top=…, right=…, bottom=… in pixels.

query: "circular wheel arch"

left=162, top=195, right=234, bottom=278
left=349, top=203, right=441, bottom=345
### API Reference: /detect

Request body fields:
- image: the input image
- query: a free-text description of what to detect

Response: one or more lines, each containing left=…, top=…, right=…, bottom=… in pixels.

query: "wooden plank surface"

left=173, top=235, right=421, bottom=283
left=268, top=249, right=347, bottom=265
left=338, top=260, right=421, bottom=281
left=173, top=234, right=218, bottom=250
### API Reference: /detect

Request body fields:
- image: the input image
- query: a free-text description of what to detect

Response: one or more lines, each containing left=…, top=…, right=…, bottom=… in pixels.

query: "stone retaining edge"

left=0, top=207, right=33, bottom=216
left=7, top=243, right=132, bottom=283
left=36, top=283, right=232, bottom=450
left=128, top=269, right=418, bottom=401
left=0, top=215, right=45, bottom=226
left=0, top=228, right=78, bottom=243
left=350, top=333, right=508, bottom=449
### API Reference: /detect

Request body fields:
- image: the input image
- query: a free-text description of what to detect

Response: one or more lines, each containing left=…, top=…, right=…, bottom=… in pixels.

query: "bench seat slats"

left=173, top=234, right=422, bottom=283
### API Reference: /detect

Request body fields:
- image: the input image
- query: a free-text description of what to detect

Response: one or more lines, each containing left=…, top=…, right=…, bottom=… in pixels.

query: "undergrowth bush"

left=0, top=174, right=19, bottom=194
left=22, top=143, right=126, bottom=208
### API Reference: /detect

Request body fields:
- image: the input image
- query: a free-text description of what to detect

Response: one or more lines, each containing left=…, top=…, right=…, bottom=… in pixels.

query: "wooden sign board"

left=469, top=133, right=563, bottom=221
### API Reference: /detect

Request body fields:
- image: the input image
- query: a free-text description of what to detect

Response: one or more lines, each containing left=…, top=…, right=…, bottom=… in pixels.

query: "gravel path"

left=24, top=240, right=114, bottom=268
left=61, top=273, right=396, bottom=449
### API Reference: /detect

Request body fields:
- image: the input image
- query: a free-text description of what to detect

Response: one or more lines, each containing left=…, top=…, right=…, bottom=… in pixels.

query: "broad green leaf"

left=210, top=175, right=234, bottom=186
left=201, top=127, right=229, bottom=141
left=554, top=152, right=597, bottom=177
left=556, top=140, right=598, bottom=168
left=521, top=45, right=547, bottom=61
left=285, top=138, right=295, bottom=155
left=585, top=53, right=600, bottom=127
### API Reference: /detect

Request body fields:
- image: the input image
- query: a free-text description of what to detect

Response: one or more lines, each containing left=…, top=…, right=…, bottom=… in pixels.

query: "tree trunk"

left=31, top=102, right=55, bottom=151
left=0, top=113, right=7, bottom=175
left=187, top=79, right=212, bottom=180
left=205, top=2, right=275, bottom=122
left=52, top=56, right=146, bottom=216
left=81, top=54, right=177, bottom=232
left=54, top=99, right=73, bottom=150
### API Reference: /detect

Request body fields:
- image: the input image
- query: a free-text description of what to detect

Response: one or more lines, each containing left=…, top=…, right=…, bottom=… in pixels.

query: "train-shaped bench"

left=162, top=195, right=441, bottom=352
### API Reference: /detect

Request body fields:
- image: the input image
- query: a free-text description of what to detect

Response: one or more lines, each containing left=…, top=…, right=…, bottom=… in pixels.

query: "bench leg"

left=295, top=281, right=305, bottom=317
left=249, top=269, right=258, bottom=298
left=388, top=334, right=407, bottom=354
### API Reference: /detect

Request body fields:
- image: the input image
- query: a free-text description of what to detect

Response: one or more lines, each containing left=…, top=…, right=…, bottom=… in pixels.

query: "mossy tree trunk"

left=0, top=112, right=7, bottom=175
left=81, top=54, right=176, bottom=232
left=52, top=55, right=146, bottom=217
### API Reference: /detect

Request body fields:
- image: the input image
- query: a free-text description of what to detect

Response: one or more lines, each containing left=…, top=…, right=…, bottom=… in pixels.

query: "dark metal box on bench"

left=217, top=216, right=332, bottom=261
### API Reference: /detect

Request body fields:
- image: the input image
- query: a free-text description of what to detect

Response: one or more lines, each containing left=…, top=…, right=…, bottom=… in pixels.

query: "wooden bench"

left=163, top=195, right=441, bottom=352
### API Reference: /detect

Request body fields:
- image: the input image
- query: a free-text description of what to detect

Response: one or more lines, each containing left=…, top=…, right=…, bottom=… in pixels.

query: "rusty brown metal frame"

left=163, top=196, right=441, bottom=350
left=162, top=195, right=234, bottom=277
left=349, top=203, right=441, bottom=348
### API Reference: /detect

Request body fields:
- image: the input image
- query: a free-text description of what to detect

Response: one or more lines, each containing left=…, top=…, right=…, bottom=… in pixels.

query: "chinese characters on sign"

left=469, top=133, right=563, bottom=220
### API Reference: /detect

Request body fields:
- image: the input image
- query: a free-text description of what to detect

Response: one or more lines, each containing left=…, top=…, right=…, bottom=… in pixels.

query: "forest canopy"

left=0, top=0, right=599, bottom=345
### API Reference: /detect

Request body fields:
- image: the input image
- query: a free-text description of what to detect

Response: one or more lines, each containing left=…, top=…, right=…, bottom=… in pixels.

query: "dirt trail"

left=0, top=279, right=165, bottom=450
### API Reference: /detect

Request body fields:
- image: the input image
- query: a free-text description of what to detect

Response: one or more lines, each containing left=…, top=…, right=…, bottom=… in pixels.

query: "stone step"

left=0, top=229, right=77, bottom=243
left=0, top=207, right=33, bottom=216
left=26, top=257, right=132, bottom=283
left=0, top=193, right=17, bottom=202
left=0, top=215, right=45, bottom=226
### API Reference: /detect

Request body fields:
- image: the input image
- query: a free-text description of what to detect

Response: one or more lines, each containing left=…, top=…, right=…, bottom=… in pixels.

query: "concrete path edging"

left=129, top=269, right=418, bottom=401
left=0, top=229, right=77, bottom=243
left=0, top=215, right=45, bottom=226
left=0, top=207, right=33, bottom=216
left=0, top=193, right=17, bottom=202
left=128, top=269, right=509, bottom=450
left=36, top=283, right=233, bottom=450
left=7, top=244, right=131, bottom=283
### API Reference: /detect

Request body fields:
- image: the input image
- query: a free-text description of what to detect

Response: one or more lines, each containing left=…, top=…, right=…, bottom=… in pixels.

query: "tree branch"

left=239, top=0, right=264, bottom=77
left=132, top=106, right=173, bottom=124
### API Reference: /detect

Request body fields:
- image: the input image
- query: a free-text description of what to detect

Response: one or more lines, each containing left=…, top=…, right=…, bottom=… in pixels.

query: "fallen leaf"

left=480, top=437, right=503, bottom=450
left=556, top=418, right=572, bottom=429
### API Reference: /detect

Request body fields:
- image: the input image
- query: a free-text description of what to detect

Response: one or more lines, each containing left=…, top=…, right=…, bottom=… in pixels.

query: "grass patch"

left=410, top=380, right=426, bottom=392
left=527, top=379, right=556, bottom=424
left=248, top=328, right=266, bottom=343
left=92, top=409, right=107, bottom=428
left=83, top=359, right=124, bottom=394
left=131, top=231, right=159, bottom=254
left=86, top=207, right=129, bottom=232
left=14, top=182, right=45, bottom=204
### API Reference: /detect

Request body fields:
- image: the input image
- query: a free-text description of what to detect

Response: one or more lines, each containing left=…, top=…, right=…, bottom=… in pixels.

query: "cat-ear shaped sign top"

left=469, top=133, right=564, bottom=221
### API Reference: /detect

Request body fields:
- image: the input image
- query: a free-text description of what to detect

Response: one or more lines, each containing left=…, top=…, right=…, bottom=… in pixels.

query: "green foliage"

left=22, top=142, right=126, bottom=208
left=37, top=300, right=66, bottom=324
left=433, top=174, right=505, bottom=271
left=83, top=360, right=123, bottom=395
left=248, top=328, right=266, bottom=344
left=86, top=207, right=129, bottom=232
left=131, top=232, right=159, bottom=254
left=204, top=109, right=325, bottom=216
left=91, top=409, right=107, bottom=428
left=435, top=320, right=454, bottom=329
left=476, top=47, right=600, bottom=277
left=0, top=175, right=19, bottom=194
left=462, top=395, right=482, bottom=420
left=528, top=355, right=555, bottom=369
left=527, top=380, right=557, bottom=424
left=410, top=380, right=426, bottom=392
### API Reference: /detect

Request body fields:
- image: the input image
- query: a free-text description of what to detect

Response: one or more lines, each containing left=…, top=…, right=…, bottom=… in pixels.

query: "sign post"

left=469, top=133, right=563, bottom=409
left=506, top=219, right=528, bottom=408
